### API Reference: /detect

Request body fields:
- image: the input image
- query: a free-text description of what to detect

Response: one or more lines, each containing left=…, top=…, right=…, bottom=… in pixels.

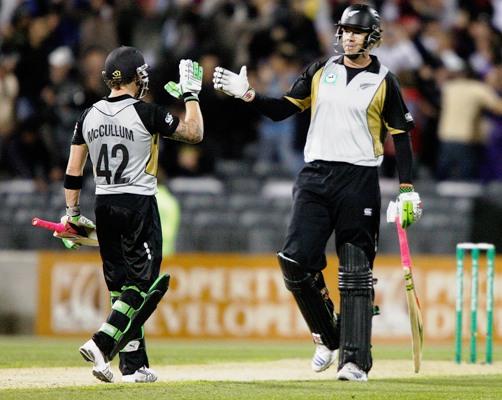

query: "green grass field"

left=0, top=336, right=501, bottom=399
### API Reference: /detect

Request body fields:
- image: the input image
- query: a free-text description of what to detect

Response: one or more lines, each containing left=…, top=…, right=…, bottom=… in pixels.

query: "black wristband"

left=64, top=174, right=83, bottom=190
left=182, top=92, right=199, bottom=103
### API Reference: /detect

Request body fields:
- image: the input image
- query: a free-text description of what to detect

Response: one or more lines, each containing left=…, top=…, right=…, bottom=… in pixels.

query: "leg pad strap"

left=108, top=274, right=170, bottom=360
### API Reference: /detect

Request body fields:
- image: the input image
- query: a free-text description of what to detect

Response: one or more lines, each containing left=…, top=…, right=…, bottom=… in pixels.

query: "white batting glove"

left=386, top=190, right=423, bottom=229
left=180, top=59, right=203, bottom=96
left=213, top=66, right=255, bottom=102
left=164, top=59, right=203, bottom=102
left=396, top=191, right=423, bottom=229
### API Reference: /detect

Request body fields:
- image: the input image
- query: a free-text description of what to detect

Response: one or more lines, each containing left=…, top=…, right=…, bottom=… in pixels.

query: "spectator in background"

left=413, top=63, right=443, bottom=177
left=194, top=52, right=228, bottom=165
left=254, top=43, right=303, bottom=176
left=0, top=52, right=18, bottom=138
left=79, top=46, right=108, bottom=108
left=481, top=64, right=502, bottom=181
left=373, top=21, right=423, bottom=75
left=4, top=117, right=62, bottom=190
left=161, top=2, right=202, bottom=62
left=79, top=0, right=118, bottom=54
left=304, top=0, right=335, bottom=56
left=171, top=145, right=214, bottom=177
left=13, top=9, right=58, bottom=120
left=0, top=51, right=19, bottom=176
left=40, top=46, right=84, bottom=167
left=493, top=0, right=502, bottom=33
left=468, top=17, right=501, bottom=77
left=248, top=0, right=322, bottom=66
left=128, top=0, right=168, bottom=67
left=437, top=62, right=502, bottom=180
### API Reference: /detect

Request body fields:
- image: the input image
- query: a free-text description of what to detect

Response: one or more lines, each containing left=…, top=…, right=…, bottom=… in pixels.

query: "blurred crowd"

left=0, top=0, right=501, bottom=191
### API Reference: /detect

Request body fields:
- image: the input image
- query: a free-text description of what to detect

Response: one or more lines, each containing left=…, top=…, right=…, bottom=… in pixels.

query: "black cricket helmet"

left=102, top=46, right=149, bottom=98
left=335, top=3, right=382, bottom=55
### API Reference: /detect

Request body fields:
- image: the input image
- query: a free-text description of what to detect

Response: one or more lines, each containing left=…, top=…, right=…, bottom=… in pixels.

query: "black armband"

left=64, top=174, right=83, bottom=190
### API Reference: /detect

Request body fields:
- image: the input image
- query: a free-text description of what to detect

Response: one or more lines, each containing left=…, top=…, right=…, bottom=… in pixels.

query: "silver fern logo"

left=325, top=73, right=337, bottom=84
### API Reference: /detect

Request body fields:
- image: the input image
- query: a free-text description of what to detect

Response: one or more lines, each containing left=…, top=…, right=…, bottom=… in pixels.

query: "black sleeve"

left=382, top=72, right=415, bottom=134
left=71, top=108, right=91, bottom=145
left=252, top=94, right=300, bottom=121
left=251, top=58, right=328, bottom=121
left=134, top=101, right=180, bottom=137
left=392, top=132, right=413, bottom=184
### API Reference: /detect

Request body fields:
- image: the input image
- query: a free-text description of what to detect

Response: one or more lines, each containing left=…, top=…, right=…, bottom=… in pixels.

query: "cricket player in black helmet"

left=213, top=3, right=422, bottom=381
left=64, top=46, right=204, bottom=383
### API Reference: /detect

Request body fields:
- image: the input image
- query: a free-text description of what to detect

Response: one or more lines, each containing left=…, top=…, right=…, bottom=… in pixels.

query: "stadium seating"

left=0, top=163, right=488, bottom=254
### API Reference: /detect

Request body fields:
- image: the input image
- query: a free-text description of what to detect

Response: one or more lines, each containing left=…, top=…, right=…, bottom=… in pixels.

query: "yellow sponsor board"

left=37, top=252, right=502, bottom=343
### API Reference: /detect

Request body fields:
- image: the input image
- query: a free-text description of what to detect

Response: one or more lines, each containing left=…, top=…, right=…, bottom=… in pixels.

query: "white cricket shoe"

left=122, top=366, right=158, bottom=383
left=79, top=339, right=114, bottom=383
left=336, top=362, right=368, bottom=381
left=311, top=344, right=338, bottom=372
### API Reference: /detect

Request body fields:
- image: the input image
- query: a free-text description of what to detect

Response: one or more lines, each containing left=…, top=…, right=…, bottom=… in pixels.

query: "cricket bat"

left=387, top=201, right=424, bottom=373
left=32, top=217, right=99, bottom=247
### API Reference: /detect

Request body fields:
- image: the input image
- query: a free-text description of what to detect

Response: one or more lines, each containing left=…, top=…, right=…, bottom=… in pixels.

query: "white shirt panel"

left=83, top=98, right=158, bottom=195
left=304, top=57, right=388, bottom=166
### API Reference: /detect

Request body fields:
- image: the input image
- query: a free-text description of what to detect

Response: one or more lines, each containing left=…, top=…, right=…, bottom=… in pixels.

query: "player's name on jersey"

left=86, top=124, right=135, bottom=143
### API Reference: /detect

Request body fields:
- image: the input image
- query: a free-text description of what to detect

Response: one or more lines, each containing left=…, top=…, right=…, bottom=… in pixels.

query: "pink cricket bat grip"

left=32, top=218, right=65, bottom=233
left=396, top=218, right=412, bottom=269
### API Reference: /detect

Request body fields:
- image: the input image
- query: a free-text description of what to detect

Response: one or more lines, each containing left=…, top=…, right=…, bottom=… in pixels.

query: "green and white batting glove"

left=164, top=59, right=203, bottom=102
left=213, top=65, right=256, bottom=102
left=59, top=206, right=96, bottom=249
left=396, top=186, right=423, bottom=229
left=64, top=206, right=96, bottom=229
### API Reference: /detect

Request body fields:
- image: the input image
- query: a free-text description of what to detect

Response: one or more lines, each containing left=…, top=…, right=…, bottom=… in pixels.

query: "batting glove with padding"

left=396, top=189, right=423, bottom=229
left=213, top=66, right=255, bottom=102
left=164, top=59, right=203, bottom=102
left=59, top=206, right=96, bottom=249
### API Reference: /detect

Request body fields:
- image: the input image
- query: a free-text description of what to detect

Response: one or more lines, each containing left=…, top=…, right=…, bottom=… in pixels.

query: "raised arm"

left=164, top=59, right=204, bottom=143
left=213, top=60, right=327, bottom=121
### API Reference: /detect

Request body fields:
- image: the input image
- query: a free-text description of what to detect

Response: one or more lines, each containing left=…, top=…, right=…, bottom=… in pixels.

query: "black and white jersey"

left=284, top=55, right=414, bottom=166
left=72, top=95, right=179, bottom=195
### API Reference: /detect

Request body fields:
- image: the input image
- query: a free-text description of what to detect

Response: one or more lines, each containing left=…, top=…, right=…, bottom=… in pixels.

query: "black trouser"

left=93, top=193, right=162, bottom=374
left=95, top=194, right=162, bottom=293
left=282, top=160, right=381, bottom=269
left=281, top=161, right=381, bottom=372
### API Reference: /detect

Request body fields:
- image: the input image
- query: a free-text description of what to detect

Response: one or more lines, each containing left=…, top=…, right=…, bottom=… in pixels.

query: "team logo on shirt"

left=405, top=112, right=414, bottom=122
left=364, top=208, right=373, bottom=216
left=324, top=73, right=337, bottom=84
left=165, top=113, right=173, bottom=125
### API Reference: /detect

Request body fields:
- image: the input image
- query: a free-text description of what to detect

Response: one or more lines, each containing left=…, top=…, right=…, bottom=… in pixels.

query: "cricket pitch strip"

left=1, top=360, right=500, bottom=389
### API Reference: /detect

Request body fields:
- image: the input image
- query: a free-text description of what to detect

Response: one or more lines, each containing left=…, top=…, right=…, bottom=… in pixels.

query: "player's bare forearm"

left=66, top=144, right=88, bottom=175
left=65, top=144, right=88, bottom=207
left=172, top=102, right=204, bottom=143
left=65, top=188, right=80, bottom=208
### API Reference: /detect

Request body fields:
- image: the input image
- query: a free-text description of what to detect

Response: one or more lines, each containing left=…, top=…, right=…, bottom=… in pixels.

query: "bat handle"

left=396, top=219, right=412, bottom=269
left=32, top=218, right=65, bottom=233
